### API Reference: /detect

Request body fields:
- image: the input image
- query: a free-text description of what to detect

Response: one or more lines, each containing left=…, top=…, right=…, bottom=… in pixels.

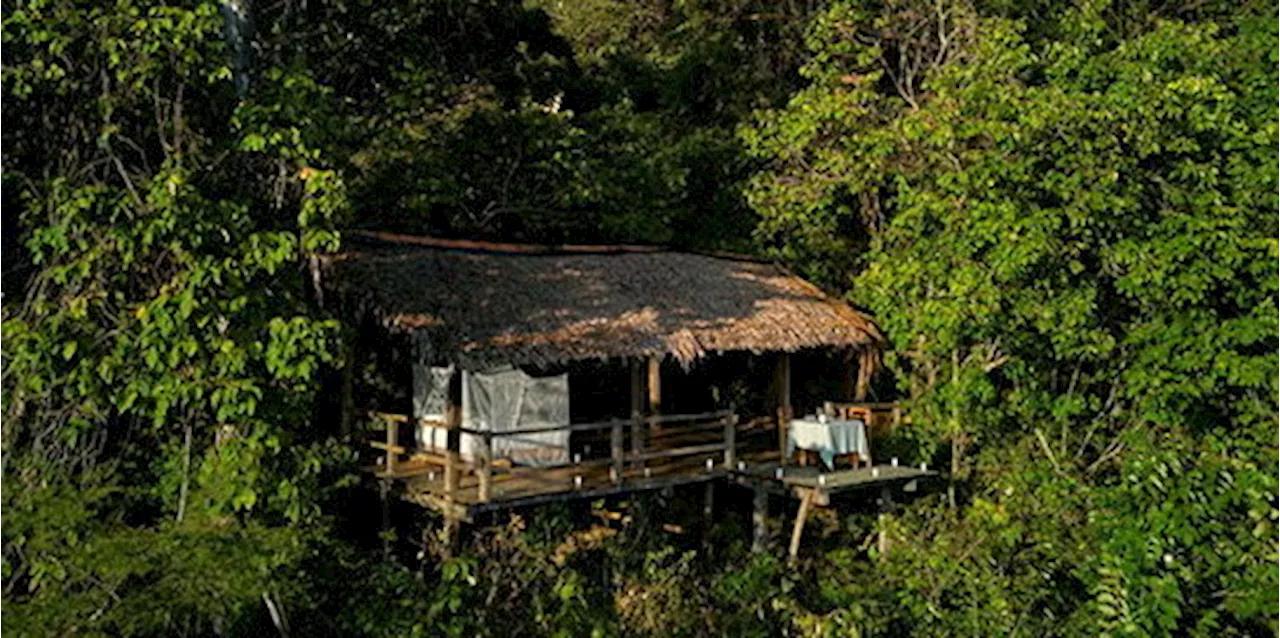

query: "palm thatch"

left=315, top=231, right=884, bottom=370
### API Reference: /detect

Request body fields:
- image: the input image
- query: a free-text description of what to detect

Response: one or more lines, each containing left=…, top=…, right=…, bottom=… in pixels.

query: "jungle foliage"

left=2, top=0, right=1276, bottom=636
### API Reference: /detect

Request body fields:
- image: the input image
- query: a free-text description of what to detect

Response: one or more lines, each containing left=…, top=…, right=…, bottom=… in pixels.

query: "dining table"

left=786, top=417, right=871, bottom=470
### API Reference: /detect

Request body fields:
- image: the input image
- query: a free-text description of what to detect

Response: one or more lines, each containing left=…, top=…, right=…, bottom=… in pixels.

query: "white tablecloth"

left=787, top=418, right=869, bottom=469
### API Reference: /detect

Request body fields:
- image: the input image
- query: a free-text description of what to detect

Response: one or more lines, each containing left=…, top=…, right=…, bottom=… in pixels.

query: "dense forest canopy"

left=2, top=0, right=1276, bottom=636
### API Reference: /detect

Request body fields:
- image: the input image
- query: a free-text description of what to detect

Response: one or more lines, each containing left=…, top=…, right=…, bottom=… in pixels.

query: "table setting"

left=786, top=413, right=871, bottom=470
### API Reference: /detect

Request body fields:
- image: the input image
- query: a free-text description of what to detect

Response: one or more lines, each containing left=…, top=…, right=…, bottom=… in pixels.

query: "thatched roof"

left=315, top=231, right=884, bottom=369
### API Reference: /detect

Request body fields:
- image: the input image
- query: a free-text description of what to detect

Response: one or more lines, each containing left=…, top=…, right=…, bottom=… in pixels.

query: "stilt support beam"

left=444, top=371, right=462, bottom=505
left=442, top=514, right=461, bottom=559
left=752, top=488, right=769, bottom=553
left=877, top=485, right=894, bottom=558
left=788, top=488, right=815, bottom=564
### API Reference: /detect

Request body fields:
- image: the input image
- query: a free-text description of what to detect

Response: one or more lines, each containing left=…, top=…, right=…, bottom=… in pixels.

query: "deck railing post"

left=478, top=430, right=492, bottom=503
left=723, top=414, right=737, bottom=469
left=611, top=419, right=624, bottom=486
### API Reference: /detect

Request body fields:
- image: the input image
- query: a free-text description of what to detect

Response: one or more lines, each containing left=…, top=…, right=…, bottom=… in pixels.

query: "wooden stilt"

left=701, top=481, right=717, bottom=549
left=418, top=526, right=430, bottom=580
left=442, top=514, right=461, bottom=559
left=611, top=419, right=624, bottom=486
left=722, top=414, right=737, bottom=469
left=630, top=359, right=645, bottom=468
left=647, top=356, right=662, bottom=433
left=478, top=431, right=492, bottom=503
left=444, top=372, right=462, bottom=505
left=788, top=488, right=814, bottom=564
left=384, top=416, right=398, bottom=475
left=380, top=479, right=392, bottom=562
left=877, top=485, right=893, bottom=558
left=751, top=488, right=769, bottom=553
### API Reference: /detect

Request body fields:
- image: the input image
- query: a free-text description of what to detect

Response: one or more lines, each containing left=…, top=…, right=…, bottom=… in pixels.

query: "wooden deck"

left=366, top=403, right=938, bottom=562
left=367, top=404, right=927, bottom=521
left=392, top=455, right=934, bottom=516
left=730, top=461, right=936, bottom=562
left=401, top=449, right=781, bottom=518
left=732, top=462, right=936, bottom=506
left=371, top=410, right=771, bottom=519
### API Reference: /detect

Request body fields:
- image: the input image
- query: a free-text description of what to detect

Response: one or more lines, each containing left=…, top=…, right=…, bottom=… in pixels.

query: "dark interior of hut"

left=335, top=328, right=886, bottom=466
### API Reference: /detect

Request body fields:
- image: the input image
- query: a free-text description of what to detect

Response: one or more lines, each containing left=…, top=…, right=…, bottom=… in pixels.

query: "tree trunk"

left=948, top=349, right=961, bottom=509
left=176, top=421, right=193, bottom=523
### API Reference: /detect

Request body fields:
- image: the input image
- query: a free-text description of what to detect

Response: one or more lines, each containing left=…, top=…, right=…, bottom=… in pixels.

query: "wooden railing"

left=368, top=410, right=739, bottom=504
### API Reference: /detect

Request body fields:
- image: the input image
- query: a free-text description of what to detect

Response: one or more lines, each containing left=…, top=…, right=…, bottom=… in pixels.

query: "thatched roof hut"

left=314, top=231, right=884, bottom=375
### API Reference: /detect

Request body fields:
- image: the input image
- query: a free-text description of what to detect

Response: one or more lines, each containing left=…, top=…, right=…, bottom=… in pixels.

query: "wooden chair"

left=824, top=399, right=906, bottom=468
left=823, top=401, right=873, bottom=423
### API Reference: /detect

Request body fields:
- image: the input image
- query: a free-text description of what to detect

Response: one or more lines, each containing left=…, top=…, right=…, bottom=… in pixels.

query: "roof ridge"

left=348, top=230, right=663, bottom=255
left=346, top=230, right=772, bottom=263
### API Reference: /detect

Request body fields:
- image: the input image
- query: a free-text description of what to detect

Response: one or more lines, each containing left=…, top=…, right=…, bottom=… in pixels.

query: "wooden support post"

left=385, top=416, right=398, bottom=475
left=647, top=356, right=662, bottom=420
left=380, top=479, right=392, bottom=562
left=444, top=372, right=462, bottom=504
left=723, top=414, right=737, bottom=469
left=647, top=356, right=663, bottom=462
left=418, top=527, right=430, bottom=580
left=477, top=431, right=492, bottom=503
left=630, top=359, right=645, bottom=468
left=840, top=349, right=857, bottom=401
left=751, top=488, right=769, bottom=553
left=877, top=485, right=893, bottom=558
left=611, top=419, right=625, bottom=486
left=444, top=426, right=460, bottom=504
left=855, top=348, right=874, bottom=401
left=703, top=481, right=715, bottom=520
left=442, top=515, right=460, bottom=559
left=776, top=353, right=792, bottom=466
left=788, top=488, right=815, bottom=564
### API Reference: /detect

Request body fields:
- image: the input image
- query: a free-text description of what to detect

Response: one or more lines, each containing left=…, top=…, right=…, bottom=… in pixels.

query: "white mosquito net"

left=413, top=365, right=569, bottom=467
